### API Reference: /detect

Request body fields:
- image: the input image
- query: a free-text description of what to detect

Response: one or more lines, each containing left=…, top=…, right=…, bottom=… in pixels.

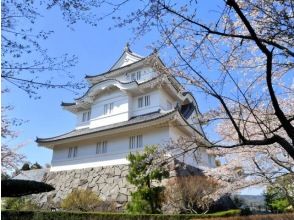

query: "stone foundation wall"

left=33, top=165, right=135, bottom=209
left=30, top=161, right=202, bottom=210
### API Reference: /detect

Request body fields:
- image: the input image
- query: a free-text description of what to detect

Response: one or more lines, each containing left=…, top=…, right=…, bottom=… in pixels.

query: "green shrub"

left=265, top=174, right=294, bottom=213
left=61, top=188, right=101, bottom=211
left=0, top=209, right=242, bottom=220
left=2, top=197, right=39, bottom=211
left=271, top=198, right=292, bottom=213
left=240, top=207, right=252, bottom=216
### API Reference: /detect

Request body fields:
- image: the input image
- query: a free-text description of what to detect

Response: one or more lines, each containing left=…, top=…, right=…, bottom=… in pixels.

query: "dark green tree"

left=265, top=174, right=294, bottom=213
left=30, top=162, right=42, bottom=170
left=126, top=146, right=169, bottom=214
left=1, top=173, right=10, bottom=180
left=21, top=163, right=31, bottom=171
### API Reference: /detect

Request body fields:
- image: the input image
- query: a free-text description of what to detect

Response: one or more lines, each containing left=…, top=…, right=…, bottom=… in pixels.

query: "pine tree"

left=126, top=146, right=169, bottom=214
left=21, top=163, right=31, bottom=171
left=30, top=162, right=42, bottom=170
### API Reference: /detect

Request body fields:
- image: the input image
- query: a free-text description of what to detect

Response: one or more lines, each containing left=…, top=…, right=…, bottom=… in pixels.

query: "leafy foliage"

left=240, top=207, right=252, bottom=216
left=61, top=188, right=101, bottom=212
left=126, top=146, right=169, bottom=214
left=30, top=162, right=42, bottom=170
left=265, top=174, right=294, bottom=213
left=20, top=162, right=43, bottom=171
left=1, top=179, right=55, bottom=197
left=21, top=163, right=31, bottom=171
left=2, top=197, right=39, bottom=211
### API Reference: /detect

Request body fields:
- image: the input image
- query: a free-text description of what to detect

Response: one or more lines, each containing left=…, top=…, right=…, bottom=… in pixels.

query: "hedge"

left=1, top=209, right=240, bottom=220
left=1, top=180, right=55, bottom=197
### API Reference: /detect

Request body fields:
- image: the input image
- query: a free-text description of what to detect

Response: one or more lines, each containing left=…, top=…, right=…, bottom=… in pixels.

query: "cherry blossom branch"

left=158, top=1, right=294, bottom=57
left=226, top=0, right=294, bottom=154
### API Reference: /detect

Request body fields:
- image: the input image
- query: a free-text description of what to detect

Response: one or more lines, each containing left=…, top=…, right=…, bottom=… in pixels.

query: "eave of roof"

left=61, top=102, right=75, bottom=107
left=61, top=74, right=184, bottom=112
left=36, top=108, right=208, bottom=148
left=85, top=57, right=147, bottom=79
left=36, top=109, right=177, bottom=146
left=74, top=79, right=139, bottom=101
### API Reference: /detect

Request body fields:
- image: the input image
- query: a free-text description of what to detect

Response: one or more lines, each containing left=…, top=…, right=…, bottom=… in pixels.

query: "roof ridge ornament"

left=124, top=42, right=131, bottom=53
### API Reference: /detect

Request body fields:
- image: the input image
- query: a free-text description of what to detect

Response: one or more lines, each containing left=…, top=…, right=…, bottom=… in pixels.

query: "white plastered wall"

left=51, top=126, right=170, bottom=171
left=168, top=126, right=214, bottom=168
left=76, top=90, right=129, bottom=129
left=115, top=67, right=157, bottom=83
left=132, top=90, right=162, bottom=116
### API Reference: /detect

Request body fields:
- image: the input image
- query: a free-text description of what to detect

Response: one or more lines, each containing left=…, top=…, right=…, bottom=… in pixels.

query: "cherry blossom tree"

left=1, top=0, right=85, bottom=98
left=206, top=94, right=294, bottom=192
left=1, top=105, right=26, bottom=174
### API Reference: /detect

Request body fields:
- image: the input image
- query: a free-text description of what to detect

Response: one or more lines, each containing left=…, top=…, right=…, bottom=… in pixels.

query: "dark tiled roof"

left=85, top=57, right=146, bottom=79
left=62, top=75, right=183, bottom=105
left=36, top=110, right=177, bottom=144
left=61, top=102, right=75, bottom=107
left=73, top=79, right=139, bottom=102
left=181, top=103, right=196, bottom=119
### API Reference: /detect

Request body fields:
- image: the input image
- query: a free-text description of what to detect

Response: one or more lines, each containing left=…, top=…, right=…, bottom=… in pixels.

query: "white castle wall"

left=76, top=87, right=176, bottom=129
left=51, top=124, right=214, bottom=172
left=168, top=126, right=215, bottom=168
left=132, top=90, right=162, bottom=117
left=114, top=67, right=157, bottom=83
left=51, top=126, right=170, bottom=171
left=76, top=90, right=129, bottom=129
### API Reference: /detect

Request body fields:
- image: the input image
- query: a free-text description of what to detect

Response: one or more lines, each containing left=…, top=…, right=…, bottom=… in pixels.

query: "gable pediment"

left=110, top=46, right=143, bottom=70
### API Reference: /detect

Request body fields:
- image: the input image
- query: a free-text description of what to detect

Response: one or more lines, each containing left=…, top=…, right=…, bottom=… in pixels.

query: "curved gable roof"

left=109, top=46, right=143, bottom=70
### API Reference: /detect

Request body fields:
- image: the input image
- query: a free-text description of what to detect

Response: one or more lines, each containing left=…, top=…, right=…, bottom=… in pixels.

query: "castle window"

left=136, top=71, right=141, bottom=80
left=82, top=111, right=91, bottom=122
left=104, top=103, right=114, bottom=115
left=129, top=136, right=136, bottom=149
left=109, top=103, right=114, bottom=113
left=138, top=95, right=150, bottom=108
left=137, top=135, right=143, bottom=148
left=144, top=95, right=150, bottom=106
left=73, top=146, right=78, bottom=157
left=68, top=147, right=73, bottom=158
left=138, top=97, right=143, bottom=108
left=129, top=135, right=143, bottom=149
left=96, top=141, right=107, bottom=154
left=131, top=73, right=136, bottom=81
left=130, top=71, right=141, bottom=81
